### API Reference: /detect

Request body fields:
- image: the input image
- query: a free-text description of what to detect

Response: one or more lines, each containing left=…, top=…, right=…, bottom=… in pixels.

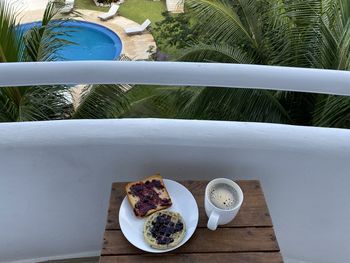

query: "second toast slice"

left=126, top=174, right=172, bottom=217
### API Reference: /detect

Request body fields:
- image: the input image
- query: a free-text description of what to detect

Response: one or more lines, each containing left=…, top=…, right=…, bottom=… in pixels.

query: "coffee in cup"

left=205, top=178, right=244, bottom=230
left=209, top=183, right=238, bottom=210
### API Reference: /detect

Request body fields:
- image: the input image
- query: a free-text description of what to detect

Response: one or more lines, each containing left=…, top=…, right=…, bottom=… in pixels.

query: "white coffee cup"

left=205, top=178, right=244, bottom=231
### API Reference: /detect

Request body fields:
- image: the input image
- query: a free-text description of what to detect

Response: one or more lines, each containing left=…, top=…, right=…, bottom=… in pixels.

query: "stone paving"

left=7, top=0, right=49, bottom=11
left=166, top=0, right=184, bottom=13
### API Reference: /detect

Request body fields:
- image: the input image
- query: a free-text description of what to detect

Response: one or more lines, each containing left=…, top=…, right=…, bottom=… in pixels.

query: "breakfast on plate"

left=125, top=174, right=187, bottom=250
left=125, top=174, right=172, bottom=217
left=143, top=210, right=186, bottom=249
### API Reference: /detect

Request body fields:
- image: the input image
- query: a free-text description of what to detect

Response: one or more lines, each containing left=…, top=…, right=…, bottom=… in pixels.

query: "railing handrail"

left=1, top=61, right=350, bottom=96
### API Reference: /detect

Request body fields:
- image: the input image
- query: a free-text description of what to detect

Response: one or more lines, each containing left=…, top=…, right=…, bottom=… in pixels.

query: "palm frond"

left=17, top=85, right=71, bottom=121
left=275, top=91, right=316, bottom=125
left=23, top=2, right=77, bottom=61
left=151, top=87, right=202, bottom=118
left=42, top=0, right=61, bottom=25
left=336, top=19, right=350, bottom=70
left=72, top=84, right=130, bottom=119
left=0, top=0, right=23, bottom=62
left=262, top=1, right=301, bottom=66
left=178, top=43, right=255, bottom=63
left=23, top=23, right=76, bottom=61
left=169, top=87, right=291, bottom=123
left=176, top=0, right=350, bottom=128
left=186, top=0, right=255, bottom=45
left=0, top=88, right=19, bottom=121
left=121, top=86, right=191, bottom=118
left=0, top=85, right=71, bottom=122
left=338, top=0, right=350, bottom=27
left=307, top=18, right=338, bottom=69
left=313, top=95, right=350, bottom=128
left=0, top=1, right=77, bottom=122
left=234, top=0, right=263, bottom=47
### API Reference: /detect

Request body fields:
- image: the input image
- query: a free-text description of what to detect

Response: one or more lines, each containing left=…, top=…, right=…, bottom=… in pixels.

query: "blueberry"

left=157, top=237, right=167, bottom=245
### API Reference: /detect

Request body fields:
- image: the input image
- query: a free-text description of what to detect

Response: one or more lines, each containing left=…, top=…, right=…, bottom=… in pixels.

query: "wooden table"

left=100, top=180, right=283, bottom=263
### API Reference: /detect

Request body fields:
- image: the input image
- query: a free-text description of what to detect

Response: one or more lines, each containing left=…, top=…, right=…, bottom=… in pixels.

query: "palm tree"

left=0, top=1, right=129, bottom=121
left=157, top=0, right=350, bottom=128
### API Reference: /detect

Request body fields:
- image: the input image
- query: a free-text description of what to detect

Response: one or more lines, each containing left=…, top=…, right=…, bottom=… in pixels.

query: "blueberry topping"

left=175, top=222, right=183, bottom=231
left=149, top=213, right=184, bottom=245
left=130, top=180, right=171, bottom=217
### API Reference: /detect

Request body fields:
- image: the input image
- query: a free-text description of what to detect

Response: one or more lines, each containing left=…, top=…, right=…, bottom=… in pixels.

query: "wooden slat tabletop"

left=100, top=180, right=283, bottom=263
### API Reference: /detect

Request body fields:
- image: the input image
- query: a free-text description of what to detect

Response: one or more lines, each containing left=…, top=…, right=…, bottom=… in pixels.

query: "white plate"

left=119, top=179, right=199, bottom=253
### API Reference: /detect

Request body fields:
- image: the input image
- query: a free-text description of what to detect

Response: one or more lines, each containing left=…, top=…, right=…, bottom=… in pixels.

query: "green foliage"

left=72, top=84, right=129, bottom=119
left=0, top=1, right=130, bottom=122
left=22, top=5, right=76, bottom=62
left=154, top=0, right=350, bottom=128
left=0, top=85, right=71, bottom=121
left=176, top=88, right=290, bottom=123
left=3, top=0, right=350, bottom=128
left=0, top=1, right=23, bottom=62
left=0, top=2, right=72, bottom=122
left=122, top=85, right=189, bottom=118
left=313, top=95, right=350, bottom=127
left=153, top=11, right=200, bottom=49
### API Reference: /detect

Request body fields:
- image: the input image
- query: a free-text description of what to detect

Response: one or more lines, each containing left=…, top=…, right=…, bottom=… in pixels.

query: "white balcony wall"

left=0, top=119, right=349, bottom=263
left=1, top=62, right=350, bottom=263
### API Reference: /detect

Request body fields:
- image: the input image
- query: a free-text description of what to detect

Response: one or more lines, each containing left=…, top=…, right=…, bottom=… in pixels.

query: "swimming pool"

left=21, top=20, right=122, bottom=61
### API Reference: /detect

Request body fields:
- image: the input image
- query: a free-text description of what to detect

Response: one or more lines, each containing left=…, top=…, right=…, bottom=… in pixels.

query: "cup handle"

left=207, top=211, right=219, bottom=231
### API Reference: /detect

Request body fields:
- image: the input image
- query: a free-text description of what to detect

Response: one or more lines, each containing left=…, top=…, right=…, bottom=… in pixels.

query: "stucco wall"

left=0, top=119, right=350, bottom=263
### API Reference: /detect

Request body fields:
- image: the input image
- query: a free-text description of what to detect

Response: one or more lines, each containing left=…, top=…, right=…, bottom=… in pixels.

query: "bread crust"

left=125, top=174, right=172, bottom=217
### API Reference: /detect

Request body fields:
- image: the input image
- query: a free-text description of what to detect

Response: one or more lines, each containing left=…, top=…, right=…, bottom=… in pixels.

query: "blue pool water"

left=21, top=21, right=122, bottom=61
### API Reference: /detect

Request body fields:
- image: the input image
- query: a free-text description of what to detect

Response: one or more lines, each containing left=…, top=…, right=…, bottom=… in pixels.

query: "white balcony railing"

left=1, top=62, right=350, bottom=263
left=2, top=61, right=350, bottom=95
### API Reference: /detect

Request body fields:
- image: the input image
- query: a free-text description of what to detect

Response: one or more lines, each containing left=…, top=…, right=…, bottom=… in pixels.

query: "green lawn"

left=75, top=0, right=109, bottom=11
left=119, top=0, right=166, bottom=24
left=75, top=0, right=166, bottom=24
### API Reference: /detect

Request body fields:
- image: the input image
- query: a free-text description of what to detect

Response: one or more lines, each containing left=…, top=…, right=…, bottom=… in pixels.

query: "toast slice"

left=125, top=174, right=172, bottom=217
left=143, top=210, right=186, bottom=249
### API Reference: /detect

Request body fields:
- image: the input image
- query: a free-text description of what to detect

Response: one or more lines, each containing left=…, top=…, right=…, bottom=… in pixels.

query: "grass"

left=75, top=0, right=109, bottom=12
left=119, top=0, right=166, bottom=24
left=75, top=0, right=166, bottom=24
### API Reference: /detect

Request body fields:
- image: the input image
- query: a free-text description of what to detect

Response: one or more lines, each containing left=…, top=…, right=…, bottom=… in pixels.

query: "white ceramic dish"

left=119, top=179, right=199, bottom=253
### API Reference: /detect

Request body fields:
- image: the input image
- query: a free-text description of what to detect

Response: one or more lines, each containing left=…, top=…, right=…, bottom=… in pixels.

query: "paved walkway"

left=166, top=0, right=184, bottom=13
left=6, top=0, right=49, bottom=11
left=19, top=8, right=156, bottom=60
